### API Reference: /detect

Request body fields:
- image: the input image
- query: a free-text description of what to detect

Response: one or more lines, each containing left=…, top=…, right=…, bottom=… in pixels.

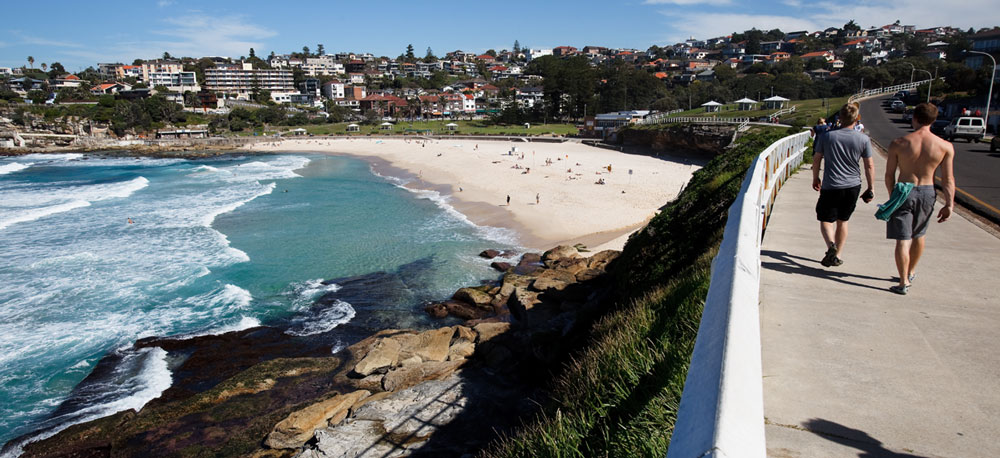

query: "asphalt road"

left=859, top=96, right=1000, bottom=222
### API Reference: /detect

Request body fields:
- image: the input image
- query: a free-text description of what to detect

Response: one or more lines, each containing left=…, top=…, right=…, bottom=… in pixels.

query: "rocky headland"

left=10, top=245, right=620, bottom=458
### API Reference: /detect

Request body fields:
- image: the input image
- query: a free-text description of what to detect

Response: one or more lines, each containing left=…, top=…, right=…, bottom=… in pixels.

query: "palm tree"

left=27, top=56, right=34, bottom=69
left=41, top=63, right=48, bottom=73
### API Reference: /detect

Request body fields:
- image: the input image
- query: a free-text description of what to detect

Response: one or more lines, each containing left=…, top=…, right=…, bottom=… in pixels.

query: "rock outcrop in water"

left=13, top=245, right=619, bottom=458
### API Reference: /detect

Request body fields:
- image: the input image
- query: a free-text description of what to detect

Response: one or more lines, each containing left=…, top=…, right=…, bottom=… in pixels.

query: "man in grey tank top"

left=811, top=103, right=876, bottom=267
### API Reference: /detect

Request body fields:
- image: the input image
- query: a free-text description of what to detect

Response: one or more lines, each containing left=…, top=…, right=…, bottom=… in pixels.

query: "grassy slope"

left=235, top=120, right=578, bottom=137
left=484, top=127, right=793, bottom=458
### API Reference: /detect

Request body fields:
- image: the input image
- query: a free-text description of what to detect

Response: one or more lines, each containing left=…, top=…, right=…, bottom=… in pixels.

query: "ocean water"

left=0, top=152, right=519, bottom=450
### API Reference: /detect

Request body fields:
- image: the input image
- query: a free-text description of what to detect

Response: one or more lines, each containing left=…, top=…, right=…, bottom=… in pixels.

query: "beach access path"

left=760, top=134, right=1000, bottom=456
left=251, top=138, right=702, bottom=251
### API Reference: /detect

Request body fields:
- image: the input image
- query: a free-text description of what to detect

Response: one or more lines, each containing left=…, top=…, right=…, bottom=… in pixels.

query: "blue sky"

left=1, top=0, right=997, bottom=71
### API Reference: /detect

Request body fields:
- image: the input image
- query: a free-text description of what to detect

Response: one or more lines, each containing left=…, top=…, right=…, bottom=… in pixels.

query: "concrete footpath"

left=760, top=147, right=1000, bottom=457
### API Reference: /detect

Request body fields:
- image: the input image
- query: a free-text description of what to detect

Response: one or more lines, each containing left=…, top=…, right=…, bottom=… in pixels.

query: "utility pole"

left=966, top=50, right=996, bottom=128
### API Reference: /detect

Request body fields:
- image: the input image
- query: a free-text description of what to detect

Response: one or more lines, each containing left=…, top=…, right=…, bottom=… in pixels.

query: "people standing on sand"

left=506, top=195, right=510, bottom=206
left=812, top=103, right=876, bottom=268
left=536, top=193, right=539, bottom=204
left=882, top=103, right=955, bottom=295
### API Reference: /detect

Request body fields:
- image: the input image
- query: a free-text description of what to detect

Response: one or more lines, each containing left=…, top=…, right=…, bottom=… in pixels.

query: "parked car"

left=943, top=117, right=986, bottom=142
left=991, top=135, right=999, bottom=152
left=930, top=119, right=950, bottom=137
left=890, top=100, right=906, bottom=113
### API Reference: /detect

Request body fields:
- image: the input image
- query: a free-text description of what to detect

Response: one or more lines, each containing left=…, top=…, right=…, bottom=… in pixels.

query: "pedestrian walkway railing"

left=848, top=79, right=934, bottom=104
left=770, top=105, right=797, bottom=119
left=639, top=116, right=752, bottom=126
left=666, top=130, right=811, bottom=458
left=636, top=109, right=685, bottom=124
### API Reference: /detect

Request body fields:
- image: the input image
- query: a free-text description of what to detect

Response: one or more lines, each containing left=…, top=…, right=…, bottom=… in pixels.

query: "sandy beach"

left=251, top=137, right=701, bottom=251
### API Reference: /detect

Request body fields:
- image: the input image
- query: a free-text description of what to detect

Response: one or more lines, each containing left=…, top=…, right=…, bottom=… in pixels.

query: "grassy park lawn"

left=668, top=96, right=850, bottom=126
left=238, top=120, right=578, bottom=137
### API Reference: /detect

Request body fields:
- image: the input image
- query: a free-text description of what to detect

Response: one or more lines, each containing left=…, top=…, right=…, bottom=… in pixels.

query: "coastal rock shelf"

left=14, top=245, right=620, bottom=458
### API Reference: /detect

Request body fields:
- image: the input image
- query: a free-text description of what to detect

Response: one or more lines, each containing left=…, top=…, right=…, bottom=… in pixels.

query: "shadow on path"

left=761, top=250, right=894, bottom=292
left=801, top=418, right=930, bottom=458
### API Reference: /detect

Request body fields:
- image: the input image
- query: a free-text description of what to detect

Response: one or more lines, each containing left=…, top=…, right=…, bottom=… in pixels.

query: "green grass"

left=235, top=120, right=578, bottom=137
left=668, top=96, right=849, bottom=127
left=485, top=127, right=793, bottom=458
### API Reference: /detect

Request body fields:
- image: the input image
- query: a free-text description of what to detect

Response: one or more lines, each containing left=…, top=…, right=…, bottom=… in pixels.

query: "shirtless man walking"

left=884, top=103, right=955, bottom=295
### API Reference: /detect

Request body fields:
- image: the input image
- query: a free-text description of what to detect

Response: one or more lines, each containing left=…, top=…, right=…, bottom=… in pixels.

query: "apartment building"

left=204, top=62, right=294, bottom=99
left=148, top=71, right=200, bottom=93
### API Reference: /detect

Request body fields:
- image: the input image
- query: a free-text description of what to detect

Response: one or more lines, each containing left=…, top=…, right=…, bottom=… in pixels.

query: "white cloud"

left=654, top=0, right=1000, bottom=44
left=24, top=14, right=276, bottom=68
left=644, top=0, right=731, bottom=5
left=659, top=12, right=819, bottom=43
left=16, top=33, right=84, bottom=49
left=810, top=0, right=998, bottom=31
left=157, top=0, right=175, bottom=6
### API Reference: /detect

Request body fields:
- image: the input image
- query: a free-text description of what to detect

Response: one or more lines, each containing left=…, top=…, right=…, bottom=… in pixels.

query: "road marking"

left=935, top=176, right=1000, bottom=215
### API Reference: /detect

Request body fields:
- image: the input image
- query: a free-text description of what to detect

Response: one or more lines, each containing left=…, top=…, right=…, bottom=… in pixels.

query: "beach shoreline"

left=249, top=137, right=702, bottom=251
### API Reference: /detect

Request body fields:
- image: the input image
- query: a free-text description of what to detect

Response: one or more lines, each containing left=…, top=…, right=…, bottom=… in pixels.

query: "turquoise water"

left=0, top=152, right=518, bottom=449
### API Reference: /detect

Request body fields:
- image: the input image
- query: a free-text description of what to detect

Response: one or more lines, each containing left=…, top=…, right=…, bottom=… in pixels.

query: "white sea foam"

left=0, top=176, right=149, bottom=231
left=0, top=162, right=31, bottom=175
left=204, top=316, right=262, bottom=336
left=16, top=153, right=83, bottom=163
left=285, top=299, right=356, bottom=337
left=0, top=200, right=91, bottom=230
left=0, top=347, right=171, bottom=458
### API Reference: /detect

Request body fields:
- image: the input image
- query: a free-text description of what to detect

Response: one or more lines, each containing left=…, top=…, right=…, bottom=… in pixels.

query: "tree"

left=317, top=44, right=324, bottom=56
left=249, top=48, right=256, bottom=58
left=27, top=56, right=34, bottom=69
left=424, top=47, right=436, bottom=62
left=842, top=51, right=863, bottom=73
left=302, top=46, right=311, bottom=58
left=41, top=63, right=47, bottom=73
left=513, top=40, right=521, bottom=57
left=27, top=90, right=48, bottom=104
left=405, top=44, right=415, bottom=62
left=843, top=20, right=861, bottom=32
left=47, top=62, right=66, bottom=78
left=163, top=51, right=172, bottom=60
left=485, top=49, right=497, bottom=57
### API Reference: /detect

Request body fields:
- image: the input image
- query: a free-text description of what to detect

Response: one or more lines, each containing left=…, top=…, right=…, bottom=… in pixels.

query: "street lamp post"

left=913, top=68, right=933, bottom=103
left=904, top=62, right=915, bottom=84
left=966, top=50, right=996, bottom=128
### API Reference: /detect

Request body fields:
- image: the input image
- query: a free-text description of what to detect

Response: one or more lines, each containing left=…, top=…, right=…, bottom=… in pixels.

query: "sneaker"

left=889, top=284, right=910, bottom=295
left=821, top=244, right=838, bottom=267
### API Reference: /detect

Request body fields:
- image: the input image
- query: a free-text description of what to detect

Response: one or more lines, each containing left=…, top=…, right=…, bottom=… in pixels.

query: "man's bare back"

left=887, top=129, right=953, bottom=186
left=886, top=115, right=955, bottom=222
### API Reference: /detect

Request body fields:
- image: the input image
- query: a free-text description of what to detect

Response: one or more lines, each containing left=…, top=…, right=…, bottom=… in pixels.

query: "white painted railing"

left=641, top=116, right=751, bottom=126
left=849, top=79, right=933, bottom=104
left=769, top=105, right=797, bottom=118
left=635, top=109, right=685, bottom=125
left=666, top=130, right=811, bottom=458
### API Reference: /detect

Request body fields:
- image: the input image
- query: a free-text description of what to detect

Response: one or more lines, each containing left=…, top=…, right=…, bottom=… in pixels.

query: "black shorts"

left=816, top=185, right=861, bottom=222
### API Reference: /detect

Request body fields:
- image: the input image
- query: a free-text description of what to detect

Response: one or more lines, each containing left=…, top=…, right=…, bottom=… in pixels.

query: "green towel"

left=876, top=182, right=915, bottom=221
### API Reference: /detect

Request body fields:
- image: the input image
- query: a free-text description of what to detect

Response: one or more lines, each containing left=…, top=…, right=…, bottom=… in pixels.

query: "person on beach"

left=812, top=103, right=876, bottom=267
left=536, top=193, right=540, bottom=204
left=506, top=195, right=510, bottom=206
left=883, top=103, right=955, bottom=295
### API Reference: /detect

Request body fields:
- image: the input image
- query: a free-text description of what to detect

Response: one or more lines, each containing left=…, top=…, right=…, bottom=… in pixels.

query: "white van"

left=943, top=117, right=986, bottom=142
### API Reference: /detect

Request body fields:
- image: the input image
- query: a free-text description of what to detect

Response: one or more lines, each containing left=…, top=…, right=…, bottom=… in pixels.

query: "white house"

left=462, top=93, right=476, bottom=113
left=527, top=49, right=553, bottom=61
left=322, top=80, right=345, bottom=99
